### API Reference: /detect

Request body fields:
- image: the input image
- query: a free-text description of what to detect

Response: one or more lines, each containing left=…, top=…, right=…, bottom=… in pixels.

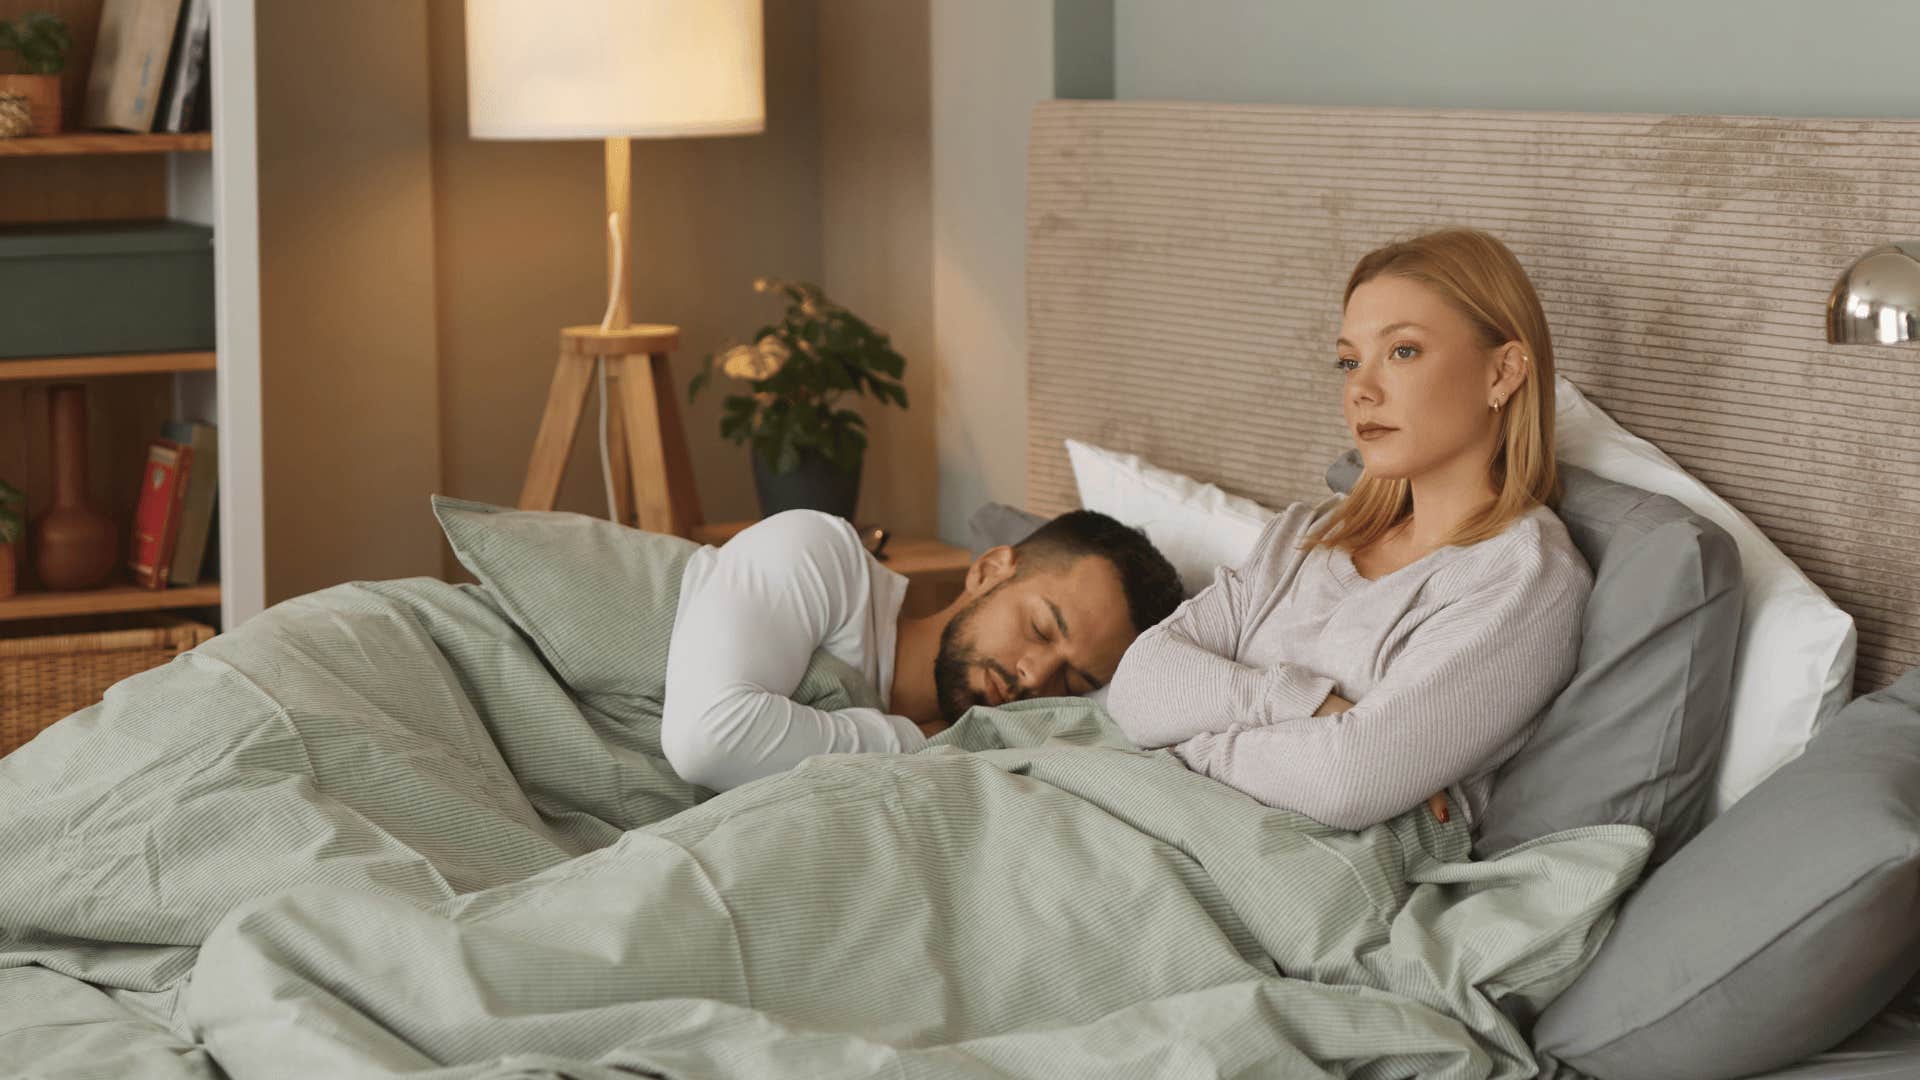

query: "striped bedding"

left=0, top=541, right=1650, bottom=1078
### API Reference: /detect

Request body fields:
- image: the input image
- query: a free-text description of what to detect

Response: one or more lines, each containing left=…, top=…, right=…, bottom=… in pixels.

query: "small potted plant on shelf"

left=0, top=11, right=71, bottom=136
left=690, top=278, right=909, bottom=520
left=0, top=479, right=24, bottom=599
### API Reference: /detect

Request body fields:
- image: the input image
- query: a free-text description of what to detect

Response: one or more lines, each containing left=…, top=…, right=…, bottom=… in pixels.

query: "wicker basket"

left=1, top=614, right=215, bottom=756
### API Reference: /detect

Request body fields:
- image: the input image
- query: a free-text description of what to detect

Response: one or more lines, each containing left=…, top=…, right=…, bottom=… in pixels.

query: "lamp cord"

left=595, top=211, right=624, bottom=522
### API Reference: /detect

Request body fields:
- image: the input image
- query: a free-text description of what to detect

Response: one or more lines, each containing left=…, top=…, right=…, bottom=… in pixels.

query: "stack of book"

left=130, top=419, right=217, bottom=589
left=83, top=0, right=212, bottom=135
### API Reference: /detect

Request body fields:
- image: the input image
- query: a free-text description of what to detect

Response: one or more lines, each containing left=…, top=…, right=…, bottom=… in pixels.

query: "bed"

left=4, top=102, right=1920, bottom=1079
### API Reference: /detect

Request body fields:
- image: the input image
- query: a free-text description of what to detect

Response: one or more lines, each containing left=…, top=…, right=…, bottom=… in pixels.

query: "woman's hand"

left=1313, top=692, right=1354, bottom=716
left=1315, top=690, right=1449, bottom=822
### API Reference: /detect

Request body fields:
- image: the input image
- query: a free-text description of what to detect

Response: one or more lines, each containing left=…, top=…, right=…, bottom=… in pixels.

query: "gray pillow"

left=968, top=501, right=1047, bottom=555
left=1326, top=450, right=1744, bottom=865
left=1531, top=663, right=1920, bottom=1079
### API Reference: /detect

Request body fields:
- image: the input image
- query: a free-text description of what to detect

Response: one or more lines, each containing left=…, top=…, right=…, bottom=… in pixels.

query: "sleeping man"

left=661, top=508, right=1185, bottom=792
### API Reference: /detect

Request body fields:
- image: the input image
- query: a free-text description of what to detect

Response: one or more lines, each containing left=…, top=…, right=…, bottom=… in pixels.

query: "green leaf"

left=688, top=365, right=713, bottom=402
left=0, top=477, right=23, bottom=505
left=757, top=352, right=803, bottom=395
left=821, top=359, right=857, bottom=392
left=718, top=394, right=757, bottom=443
left=833, top=428, right=866, bottom=472
left=12, top=13, right=70, bottom=74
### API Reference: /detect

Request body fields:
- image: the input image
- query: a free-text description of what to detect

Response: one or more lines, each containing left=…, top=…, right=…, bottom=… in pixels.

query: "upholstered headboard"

left=1026, top=101, right=1920, bottom=693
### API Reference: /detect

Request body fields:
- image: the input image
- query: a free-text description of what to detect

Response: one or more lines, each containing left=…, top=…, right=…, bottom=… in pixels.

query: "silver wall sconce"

left=1828, top=243, right=1920, bottom=345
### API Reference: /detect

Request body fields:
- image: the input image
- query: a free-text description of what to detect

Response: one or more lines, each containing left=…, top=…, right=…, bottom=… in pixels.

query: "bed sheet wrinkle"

left=0, top=966, right=218, bottom=1080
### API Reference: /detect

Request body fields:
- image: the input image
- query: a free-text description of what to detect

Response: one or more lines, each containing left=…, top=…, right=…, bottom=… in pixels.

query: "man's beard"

left=931, top=582, right=1020, bottom=724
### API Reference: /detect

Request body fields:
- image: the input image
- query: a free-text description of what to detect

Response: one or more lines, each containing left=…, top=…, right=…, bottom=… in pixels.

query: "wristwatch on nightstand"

left=689, top=520, right=975, bottom=618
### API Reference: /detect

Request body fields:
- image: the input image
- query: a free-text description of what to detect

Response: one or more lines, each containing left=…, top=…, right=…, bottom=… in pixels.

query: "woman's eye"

left=1392, top=344, right=1419, bottom=360
left=1334, top=357, right=1357, bottom=372
left=1031, top=622, right=1049, bottom=642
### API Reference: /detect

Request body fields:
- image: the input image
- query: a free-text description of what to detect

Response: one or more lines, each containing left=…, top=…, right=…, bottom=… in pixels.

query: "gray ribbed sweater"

left=1106, top=497, right=1592, bottom=833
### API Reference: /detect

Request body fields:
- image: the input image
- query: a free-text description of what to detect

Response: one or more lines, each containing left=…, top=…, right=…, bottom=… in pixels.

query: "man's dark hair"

left=1012, top=510, right=1184, bottom=634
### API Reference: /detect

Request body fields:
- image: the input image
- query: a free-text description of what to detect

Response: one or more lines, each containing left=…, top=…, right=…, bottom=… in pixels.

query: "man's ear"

left=966, top=545, right=1018, bottom=596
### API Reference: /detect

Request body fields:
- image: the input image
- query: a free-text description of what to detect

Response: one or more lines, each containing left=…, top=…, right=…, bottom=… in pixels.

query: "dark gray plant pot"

left=752, top=449, right=862, bottom=521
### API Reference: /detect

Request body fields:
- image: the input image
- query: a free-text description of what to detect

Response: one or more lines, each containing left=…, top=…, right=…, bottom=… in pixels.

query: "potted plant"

left=0, top=11, right=71, bottom=135
left=0, top=478, right=24, bottom=599
left=690, top=278, right=909, bottom=520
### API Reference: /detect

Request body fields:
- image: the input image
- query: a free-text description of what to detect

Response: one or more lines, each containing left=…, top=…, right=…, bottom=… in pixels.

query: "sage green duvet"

left=0, top=499, right=1649, bottom=1079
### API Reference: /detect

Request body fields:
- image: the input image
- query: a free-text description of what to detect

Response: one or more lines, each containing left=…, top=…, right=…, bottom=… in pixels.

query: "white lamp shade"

left=465, top=0, right=765, bottom=140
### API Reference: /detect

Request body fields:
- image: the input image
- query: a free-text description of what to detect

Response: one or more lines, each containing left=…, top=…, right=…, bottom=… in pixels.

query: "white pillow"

left=1064, top=439, right=1278, bottom=596
left=1553, top=374, right=1858, bottom=813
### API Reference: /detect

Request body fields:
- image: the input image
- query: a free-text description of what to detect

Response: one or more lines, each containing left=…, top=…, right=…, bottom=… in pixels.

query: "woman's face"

left=1335, top=275, right=1509, bottom=485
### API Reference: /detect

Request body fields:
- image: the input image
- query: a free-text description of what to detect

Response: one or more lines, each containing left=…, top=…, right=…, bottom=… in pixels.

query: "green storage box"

left=0, top=220, right=215, bottom=359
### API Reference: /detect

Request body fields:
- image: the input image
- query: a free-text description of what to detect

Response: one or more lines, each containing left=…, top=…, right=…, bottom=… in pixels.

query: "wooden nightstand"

left=690, top=521, right=975, bottom=618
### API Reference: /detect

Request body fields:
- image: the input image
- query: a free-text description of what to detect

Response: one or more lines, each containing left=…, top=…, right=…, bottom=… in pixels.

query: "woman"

left=1105, top=227, right=1592, bottom=835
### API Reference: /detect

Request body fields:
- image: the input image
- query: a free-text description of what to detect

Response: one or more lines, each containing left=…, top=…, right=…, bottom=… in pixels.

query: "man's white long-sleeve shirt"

left=661, top=510, right=927, bottom=792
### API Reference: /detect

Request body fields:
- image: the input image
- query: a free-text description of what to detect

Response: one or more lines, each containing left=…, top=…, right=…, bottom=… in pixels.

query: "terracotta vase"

left=32, top=385, right=116, bottom=590
left=0, top=74, right=60, bottom=135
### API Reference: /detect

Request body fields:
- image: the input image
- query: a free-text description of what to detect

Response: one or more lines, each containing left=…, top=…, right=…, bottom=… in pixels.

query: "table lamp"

left=465, top=0, right=765, bottom=536
left=1827, top=243, right=1920, bottom=346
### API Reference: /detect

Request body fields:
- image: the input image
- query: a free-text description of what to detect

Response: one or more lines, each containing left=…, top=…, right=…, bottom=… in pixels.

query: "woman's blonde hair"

left=1304, top=227, right=1560, bottom=555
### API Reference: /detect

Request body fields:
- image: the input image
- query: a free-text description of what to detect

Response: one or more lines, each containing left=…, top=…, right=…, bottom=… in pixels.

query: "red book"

left=130, top=438, right=192, bottom=589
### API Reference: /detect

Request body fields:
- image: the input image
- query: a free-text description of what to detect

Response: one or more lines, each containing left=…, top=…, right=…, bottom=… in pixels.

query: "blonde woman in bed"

left=1105, top=227, right=1592, bottom=836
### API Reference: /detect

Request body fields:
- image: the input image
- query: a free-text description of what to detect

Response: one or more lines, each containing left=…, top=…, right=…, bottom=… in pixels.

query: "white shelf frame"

left=200, top=0, right=264, bottom=627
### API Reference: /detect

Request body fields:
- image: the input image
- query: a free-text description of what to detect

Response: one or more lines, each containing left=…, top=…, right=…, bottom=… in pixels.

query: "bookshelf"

left=0, top=0, right=261, bottom=633
left=0, top=580, right=219, bottom=621
left=0, top=132, right=211, bottom=156
left=0, top=351, right=216, bottom=380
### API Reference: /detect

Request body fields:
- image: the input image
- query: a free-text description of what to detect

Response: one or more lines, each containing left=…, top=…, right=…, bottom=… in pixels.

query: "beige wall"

left=930, top=0, right=1054, bottom=542
left=257, top=0, right=940, bottom=595
left=820, top=0, right=936, bottom=540
left=255, top=0, right=444, bottom=602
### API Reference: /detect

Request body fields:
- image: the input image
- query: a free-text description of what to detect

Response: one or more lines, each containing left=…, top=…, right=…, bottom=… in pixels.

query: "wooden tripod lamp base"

left=517, top=322, right=704, bottom=538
